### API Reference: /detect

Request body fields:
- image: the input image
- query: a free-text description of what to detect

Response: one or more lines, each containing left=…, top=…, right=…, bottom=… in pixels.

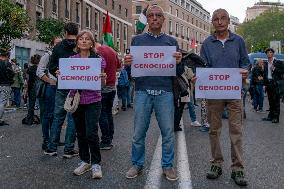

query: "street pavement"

left=0, top=98, right=283, bottom=189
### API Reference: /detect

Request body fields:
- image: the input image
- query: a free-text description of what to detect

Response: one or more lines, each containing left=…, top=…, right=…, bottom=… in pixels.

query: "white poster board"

left=58, top=58, right=102, bottom=90
left=130, top=46, right=176, bottom=77
left=195, top=68, right=242, bottom=99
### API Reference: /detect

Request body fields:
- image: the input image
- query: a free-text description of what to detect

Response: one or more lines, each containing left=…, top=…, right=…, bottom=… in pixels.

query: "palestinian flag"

left=136, top=5, right=148, bottom=34
left=103, top=11, right=114, bottom=48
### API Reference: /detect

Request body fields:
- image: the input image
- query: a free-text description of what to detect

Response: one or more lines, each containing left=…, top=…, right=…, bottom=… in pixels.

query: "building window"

left=52, top=0, right=58, bottom=14
left=86, top=5, right=91, bottom=28
left=175, top=23, right=179, bottom=36
left=112, top=0, right=115, bottom=10
left=192, top=18, right=194, bottom=24
left=117, top=22, right=121, bottom=39
left=75, top=2, right=81, bottom=24
left=182, top=12, right=184, bottom=20
left=111, top=19, right=115, bottom=37
left=119, top=5, right=122, bottom=14
left=36, top=11, right=42, bottom=21
left=187, top=27, right=190, bottom=39
left=181, top=24, right=184, bottom=37
left=169, top=6, right=172, bottom=14
left=37, top=0, right=43, bottom=6
left=136, top=6, right=142, bottom=14
left=125, top=8, right=128, bottom=17
left=169, top=20, right=172, bottom=33
left=116, top=40, right=120, bottom=51
left=64, top=0, right=70, bottom=19
left=104, top=0, right=107, bottom=5
left=95, top=11, right=99, bottom=32
left=124, top=25, right=127, bottom=40
left=176, top=9, right=178, bottom=17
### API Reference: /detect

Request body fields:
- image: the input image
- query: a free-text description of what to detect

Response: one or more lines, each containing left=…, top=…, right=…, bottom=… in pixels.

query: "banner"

left=130, top=46, right=176, bottom=77
left=195, top=68, right=242, bottom=99
left=58, top=58, right=102, bottom=90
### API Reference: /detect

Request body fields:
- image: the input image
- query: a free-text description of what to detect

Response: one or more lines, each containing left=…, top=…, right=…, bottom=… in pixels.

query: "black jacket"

left=49, top=39, right=77, bottom=77
left=252, top=66, right=264, bottom=85
left=264, top=59, right=284, bottom=85
left=0, top=60, right=15, bottom=85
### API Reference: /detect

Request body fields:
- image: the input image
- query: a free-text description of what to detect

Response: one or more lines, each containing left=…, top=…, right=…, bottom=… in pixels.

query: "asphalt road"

left=0, top=98, right=283, bottom=189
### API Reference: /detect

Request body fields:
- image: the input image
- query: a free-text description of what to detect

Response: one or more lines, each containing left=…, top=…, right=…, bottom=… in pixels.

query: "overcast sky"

left=197, top=0, right=281, bottom=22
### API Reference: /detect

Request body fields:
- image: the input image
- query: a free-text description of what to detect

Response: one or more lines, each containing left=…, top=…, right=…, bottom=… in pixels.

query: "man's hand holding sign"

left=124, top=46, right=182, bottom=77
left=195, top=68, right=243, bottom=99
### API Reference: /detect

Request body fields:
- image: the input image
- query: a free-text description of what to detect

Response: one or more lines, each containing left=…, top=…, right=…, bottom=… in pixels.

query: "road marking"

left=144, top=119, right=192, bottom=189
left=144, top=136, right=162, bottom=189
left=177, top=119, right=192, bottom=189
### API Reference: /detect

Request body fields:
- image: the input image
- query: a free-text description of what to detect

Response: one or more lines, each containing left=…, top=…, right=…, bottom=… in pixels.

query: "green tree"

left=237, top=8, right=284, bottom=53
left=0, top=0, right=30, bottom=49
left=36, top=17, right=64, bottom=44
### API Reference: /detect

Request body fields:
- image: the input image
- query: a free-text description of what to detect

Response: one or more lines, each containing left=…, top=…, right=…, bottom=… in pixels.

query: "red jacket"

left=96, top=45, right=121, bottom=87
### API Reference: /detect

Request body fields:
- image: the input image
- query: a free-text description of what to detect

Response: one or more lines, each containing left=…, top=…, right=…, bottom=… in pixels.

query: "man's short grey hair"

left=212, top=8, right=230, bottom=20
left=146, top=4, right=164, bottom=16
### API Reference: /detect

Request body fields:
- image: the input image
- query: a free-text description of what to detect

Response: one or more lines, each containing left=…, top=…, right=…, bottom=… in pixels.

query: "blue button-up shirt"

left=200, top=31, right=250, bottom=69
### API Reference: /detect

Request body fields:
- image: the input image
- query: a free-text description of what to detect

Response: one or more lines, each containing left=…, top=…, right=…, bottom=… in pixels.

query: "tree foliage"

left=36, top=17, right=64, bottom=44
left=237, top=8, right=284, bottom=53
left=0, top=0, right=30, bottom=49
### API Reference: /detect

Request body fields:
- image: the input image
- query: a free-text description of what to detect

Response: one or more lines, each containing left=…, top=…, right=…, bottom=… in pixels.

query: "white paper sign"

left=58, top=58, right=102, bottom=90
left=130, top=46, right=176, bottom=77
left=195, top=68, right=242, bottom=99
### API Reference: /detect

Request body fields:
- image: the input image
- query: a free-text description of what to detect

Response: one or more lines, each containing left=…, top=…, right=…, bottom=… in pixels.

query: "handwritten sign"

left=58, top=58, right=102, bottom=90
left=130, top=46, right=176, bottom=77
left=195, top=68, right=242, bottom=99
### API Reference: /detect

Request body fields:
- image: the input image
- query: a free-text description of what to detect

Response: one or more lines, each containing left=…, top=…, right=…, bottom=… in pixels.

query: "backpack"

left=5, top=61, right=15, bottom=85
left=118, top=69, right=129, bottom=87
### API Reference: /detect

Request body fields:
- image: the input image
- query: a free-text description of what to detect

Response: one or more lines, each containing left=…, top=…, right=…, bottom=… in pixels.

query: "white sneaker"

left=191, top=121, right=201, bottom=127
left=73, top=162, right=91, bottom=176
left=92, top=164, right=103, bottom=179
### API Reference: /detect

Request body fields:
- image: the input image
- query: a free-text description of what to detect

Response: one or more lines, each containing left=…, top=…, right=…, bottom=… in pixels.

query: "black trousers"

left=266, top=80, right=280, bottom=120
left=174, top=102, right=186, bottom=128
left=73, top=102, right=102, bottom=165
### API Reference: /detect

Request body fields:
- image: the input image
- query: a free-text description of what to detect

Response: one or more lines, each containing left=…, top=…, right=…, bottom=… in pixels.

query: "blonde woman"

left=69, top=30, right=106, bottom=179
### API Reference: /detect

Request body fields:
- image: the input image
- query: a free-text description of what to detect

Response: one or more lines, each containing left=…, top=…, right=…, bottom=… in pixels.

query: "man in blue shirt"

left=200, top=9, right=249, bottom=187
left=124, top=4, right=183, bottom=181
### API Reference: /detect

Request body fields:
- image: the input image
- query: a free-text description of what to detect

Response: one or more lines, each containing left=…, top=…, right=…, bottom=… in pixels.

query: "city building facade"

left=245, top=0, right=284, bottom=21
left=10, top=0, right=133, bottom=67
left=229, top=15, right=240, bottom=33
left=132, top=0, right=211, bottom=53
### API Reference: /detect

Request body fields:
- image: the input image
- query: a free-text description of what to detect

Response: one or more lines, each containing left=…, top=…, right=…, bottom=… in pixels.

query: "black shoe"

left=272, top=119, right=279, bottom=123
left=0, top=120, right=9, bottom=126
left=58, top=141, right=65, bottom=146
left=127, top=104, right=132, bottom=108
left=262, top=117, right=272, bottom=121
left=174, top=127, right=182, bottom=132
left=206, top=165, right=222, bottom=179
left=122, top=107, right=126, bottom=111
left=231, top=170, right=248, bottom=186
left=41, top=141, right=48, bottom=151
left=63, top=149, right=79, bottom=158
left=100, top=143, right=113, bottom=150
left=44, top=149, right=57, bottom=156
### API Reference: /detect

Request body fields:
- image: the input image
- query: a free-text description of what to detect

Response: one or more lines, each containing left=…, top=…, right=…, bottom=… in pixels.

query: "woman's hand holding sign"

left=100, top=72, right=107, bottom=86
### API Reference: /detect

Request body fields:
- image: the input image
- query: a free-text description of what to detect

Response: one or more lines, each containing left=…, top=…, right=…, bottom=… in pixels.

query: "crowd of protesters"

left=1, top=4, right=284, bottom=188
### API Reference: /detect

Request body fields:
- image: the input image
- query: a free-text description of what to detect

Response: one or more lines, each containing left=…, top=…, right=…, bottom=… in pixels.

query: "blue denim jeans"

left=253, top=84, right=264, bottom=110
left=48, top=90, right=76, bottom=152
left=117, top=85, right=128, bottom=108
left=41, top=84, right=56, bottom=142
left=132, top=91, right=175, bottom=169
left=188, top=101, right=197, bottom=122
left=99, top=91, right=116, bottom=145
left=11, top=87, right=21, bottom=107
